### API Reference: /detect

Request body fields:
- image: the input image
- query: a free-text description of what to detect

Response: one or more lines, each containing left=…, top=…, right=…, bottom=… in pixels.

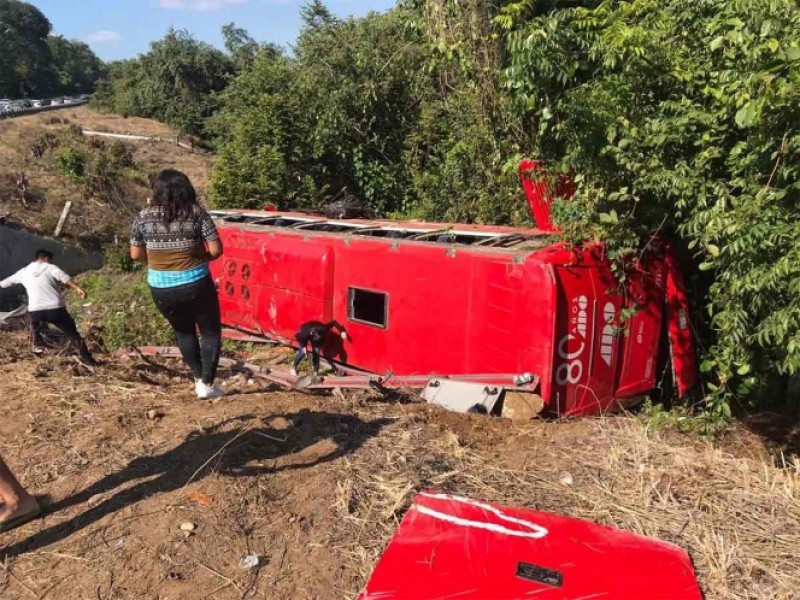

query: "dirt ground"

left=0, top=332, right=798, bottom=600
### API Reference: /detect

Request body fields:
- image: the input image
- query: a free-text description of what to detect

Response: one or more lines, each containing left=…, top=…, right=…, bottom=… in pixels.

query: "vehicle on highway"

left=31, top=99, right=43, bottom=108
left=51, top=98, right=64, bottom=105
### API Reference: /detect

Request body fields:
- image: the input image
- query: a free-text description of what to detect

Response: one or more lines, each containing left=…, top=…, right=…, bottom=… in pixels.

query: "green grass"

left=76, top=267, right=172, bottom=350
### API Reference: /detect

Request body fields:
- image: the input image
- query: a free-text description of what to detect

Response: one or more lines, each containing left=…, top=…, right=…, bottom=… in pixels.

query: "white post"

left=54, top=201, right=73, bottom=237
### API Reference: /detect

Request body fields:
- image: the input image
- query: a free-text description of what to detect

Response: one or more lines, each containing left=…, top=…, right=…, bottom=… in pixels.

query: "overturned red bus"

left=209, top=160, right=697, bottom=417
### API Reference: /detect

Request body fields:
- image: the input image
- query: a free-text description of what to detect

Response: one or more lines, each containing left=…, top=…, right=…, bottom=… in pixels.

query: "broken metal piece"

left=421, top=378, right=503, bottom=414
left=124, top=348, right=540, bottom=410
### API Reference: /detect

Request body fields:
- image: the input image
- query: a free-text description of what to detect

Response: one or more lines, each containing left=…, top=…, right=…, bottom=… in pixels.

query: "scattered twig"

left=37, top=573, right=74, bottom=600
left=197, top=563, right=243, bottom=597
left=179, top=424, right=257, bottom=494
left=251, top=431, right=287, bottom=443
left=0, top=562, right=38, bottom=599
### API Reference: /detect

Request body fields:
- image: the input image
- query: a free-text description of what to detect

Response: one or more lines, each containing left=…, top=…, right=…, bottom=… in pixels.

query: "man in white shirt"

left=0, top=249, right=97, bottom=365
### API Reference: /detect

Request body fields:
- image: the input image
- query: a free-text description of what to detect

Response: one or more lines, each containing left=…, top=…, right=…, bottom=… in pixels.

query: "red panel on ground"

left=359, top=493, right=702, bottom=600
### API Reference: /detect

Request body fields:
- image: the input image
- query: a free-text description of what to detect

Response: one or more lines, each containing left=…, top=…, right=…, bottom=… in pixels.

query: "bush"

left=53, top=146, right=86, bottom=182
left=51, top=134, right=139, bottom=203
left=104, top=243, right=143, bottom=274
left=107, top=140, right=134, bottom=168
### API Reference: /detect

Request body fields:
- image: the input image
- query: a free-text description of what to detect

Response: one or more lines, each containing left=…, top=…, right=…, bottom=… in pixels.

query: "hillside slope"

left=0, top=107, right=212, bottom=245
left=0, top=331, right=798, bottom=599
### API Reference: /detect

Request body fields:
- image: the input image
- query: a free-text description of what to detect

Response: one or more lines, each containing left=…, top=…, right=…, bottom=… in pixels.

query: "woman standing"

left=130, top=169, right=224, bottom=400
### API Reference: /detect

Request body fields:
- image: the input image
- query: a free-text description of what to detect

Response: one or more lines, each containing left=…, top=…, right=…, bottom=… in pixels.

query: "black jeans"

left=29, top=307, right=94, bottom=363
left=150, top=276, right=221, bottom=385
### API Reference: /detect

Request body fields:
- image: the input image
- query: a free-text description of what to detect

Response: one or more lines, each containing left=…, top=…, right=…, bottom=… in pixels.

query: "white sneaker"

left=290, top=368, right=298, bottom=377
left=195, top=380, right=224, bottom=400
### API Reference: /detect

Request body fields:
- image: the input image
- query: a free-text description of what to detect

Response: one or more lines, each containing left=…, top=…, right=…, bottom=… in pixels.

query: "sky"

left=28, top=0, right=398, bottom=61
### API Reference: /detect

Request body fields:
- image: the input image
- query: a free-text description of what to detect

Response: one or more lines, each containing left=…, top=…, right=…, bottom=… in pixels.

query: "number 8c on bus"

left=555, top=334, right=584, bottom=386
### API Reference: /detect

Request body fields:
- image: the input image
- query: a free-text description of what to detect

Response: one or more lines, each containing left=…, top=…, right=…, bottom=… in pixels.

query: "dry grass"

left=1, top=332, right=798, bottom=599
left=333, top=414, right=800, bottom=600
left=34, top=106, right=178, bottom=138
left=0, top=107, right=213, bottom=238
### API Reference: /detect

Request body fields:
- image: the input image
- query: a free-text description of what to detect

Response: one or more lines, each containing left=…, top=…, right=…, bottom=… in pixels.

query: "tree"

left=504, top=0, right=800, bottom=416
left=300, top=0, right=336, bottom=30
left=209, top=8, right=426, bottom=214
left=293, top=8, right=426, bottom=213
left=92, top=29, right=234, bottom=137
left=0, top=0, right=55, bottom=97
left=222, top=22, right=262, bottom=69
left=209, top=49, right=317, bottom=209
left=48, top=36, right=104, bottom=94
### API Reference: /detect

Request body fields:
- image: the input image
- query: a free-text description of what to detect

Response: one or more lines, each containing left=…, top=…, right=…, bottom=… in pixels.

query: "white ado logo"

left=557, top=297, right=617, bottom=386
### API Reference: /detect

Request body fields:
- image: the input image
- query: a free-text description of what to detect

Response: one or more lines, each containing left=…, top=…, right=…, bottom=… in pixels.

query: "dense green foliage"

left=91, top=0, right=800, bottom=415
left=210, top=6, right=426, bottom=212
left=47, top=35, right=105, bottom=96
left=503, top=0, right=800, bottom=417
left=0, top=0, right=104, bottom=97
left=92, top=30, right=234, bottom=137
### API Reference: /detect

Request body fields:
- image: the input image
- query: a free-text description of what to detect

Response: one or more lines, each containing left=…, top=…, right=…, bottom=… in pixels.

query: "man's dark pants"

left=29, top=307, right=95, bottom=363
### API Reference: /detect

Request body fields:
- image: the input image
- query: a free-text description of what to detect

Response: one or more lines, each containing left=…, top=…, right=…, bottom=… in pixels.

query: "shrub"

left=53, top=145, right=86, bottom=182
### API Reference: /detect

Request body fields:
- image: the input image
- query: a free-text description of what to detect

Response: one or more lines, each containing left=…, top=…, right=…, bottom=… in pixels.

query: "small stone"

left=146, top=409, right=163, bottom=420
left=239, top=554, right=260, bottom=570
left=247, top=379, right=255, bottom=386
left=559, top=472, right=574, bottom=487
left=180, top=522, right=196, bottom=532
left=288, top=516, right=296, bottom=524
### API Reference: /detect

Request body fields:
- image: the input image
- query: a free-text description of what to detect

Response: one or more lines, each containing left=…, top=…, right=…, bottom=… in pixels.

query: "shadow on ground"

left=742, top=411, right=800, bottom=458
left=1, top=409, right=390, bottom=558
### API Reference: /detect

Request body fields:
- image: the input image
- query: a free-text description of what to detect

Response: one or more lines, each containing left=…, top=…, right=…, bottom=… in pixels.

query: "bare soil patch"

left=0, top=332, right=797, bottom=599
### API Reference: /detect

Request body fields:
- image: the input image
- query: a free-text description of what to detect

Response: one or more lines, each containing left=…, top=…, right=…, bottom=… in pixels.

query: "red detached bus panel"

left=358, top=492, right=702, bottom=599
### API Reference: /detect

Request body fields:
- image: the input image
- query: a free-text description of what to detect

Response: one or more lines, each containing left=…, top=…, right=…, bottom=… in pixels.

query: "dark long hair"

left=151, top=169, right=198, bottom=226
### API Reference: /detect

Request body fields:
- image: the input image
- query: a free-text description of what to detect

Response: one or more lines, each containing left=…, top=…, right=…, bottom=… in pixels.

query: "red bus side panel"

left=615, top=257, right=665, bottom=400
left=212, top=231, right=335, bottom=341
left=551, top=264, right=624, bottom=416
left=665, top=248, right=699, bottom=398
